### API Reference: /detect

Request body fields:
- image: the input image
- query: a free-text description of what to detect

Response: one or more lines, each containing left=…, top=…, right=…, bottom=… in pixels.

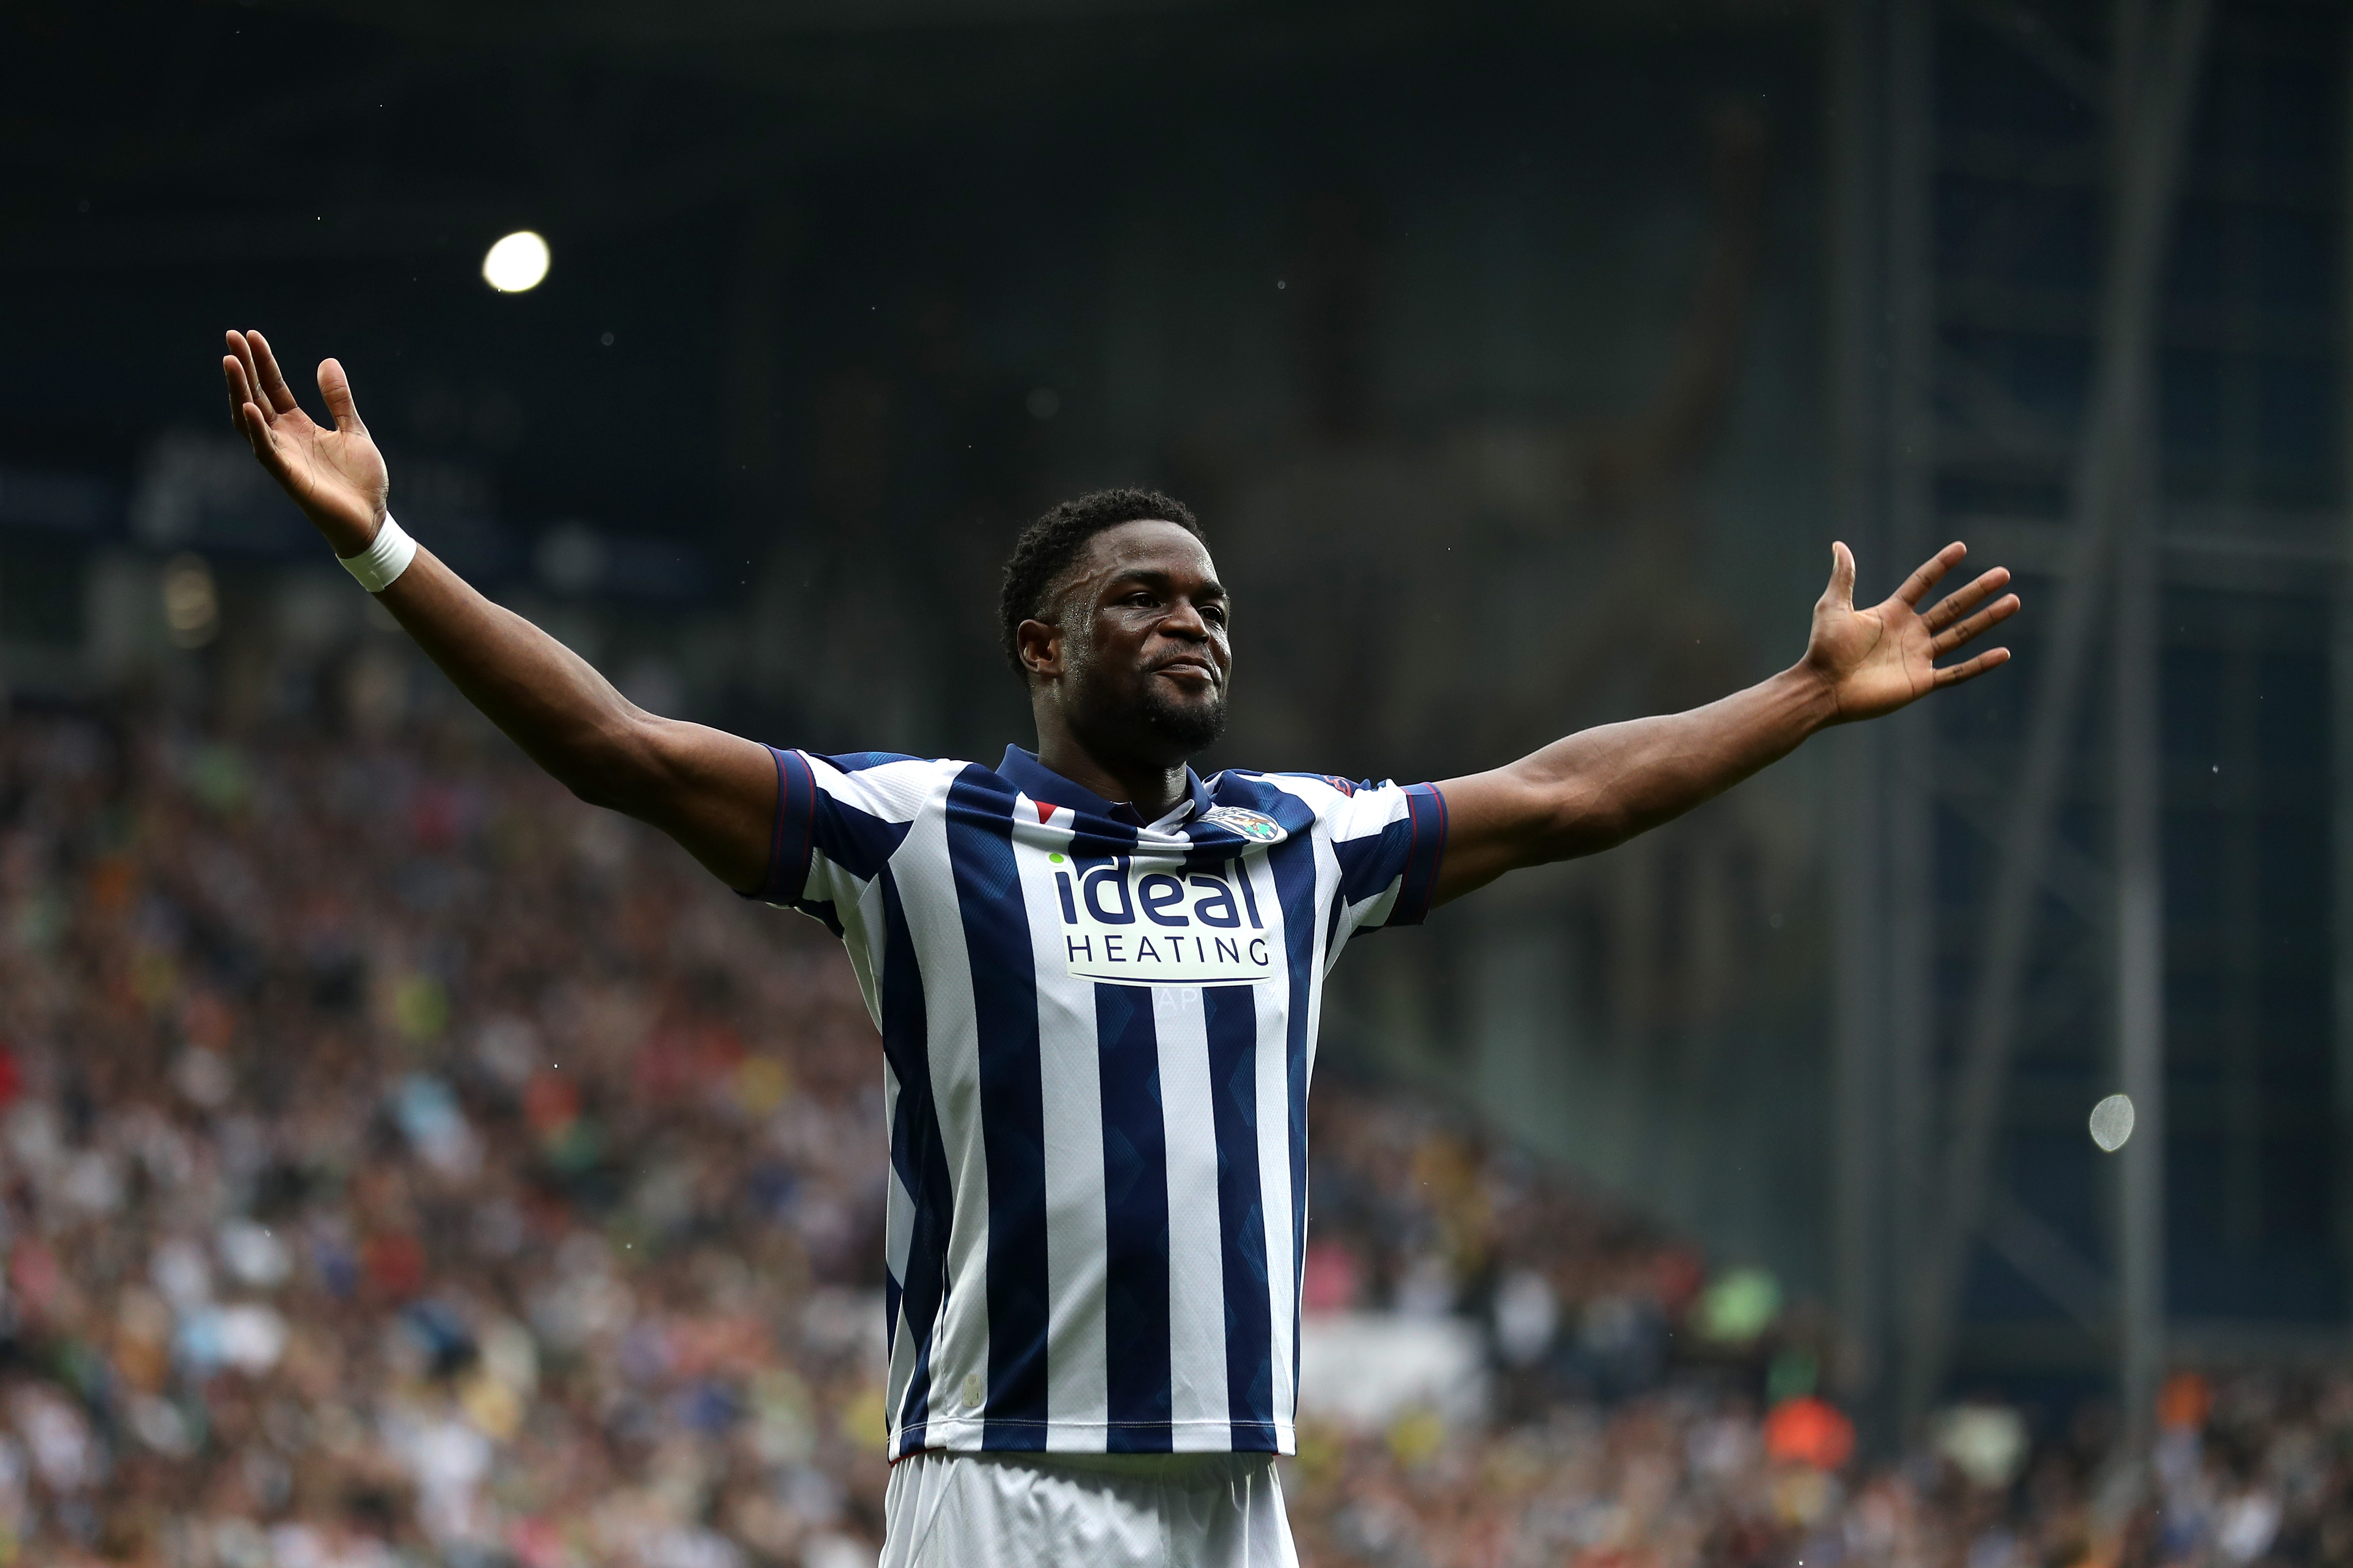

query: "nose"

left=1162, top=596, right=1211, bottom=642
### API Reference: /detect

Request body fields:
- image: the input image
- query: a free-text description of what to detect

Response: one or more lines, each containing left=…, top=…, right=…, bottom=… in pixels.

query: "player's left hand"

left=1803, top=541, right=2018, bottom=722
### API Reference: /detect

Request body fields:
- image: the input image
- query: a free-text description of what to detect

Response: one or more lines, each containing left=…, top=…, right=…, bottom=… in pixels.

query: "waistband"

left=892, top=1449, right=1276, bottom=1484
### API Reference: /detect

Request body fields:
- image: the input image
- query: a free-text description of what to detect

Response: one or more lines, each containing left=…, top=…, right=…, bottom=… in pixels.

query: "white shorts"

left=881, top=1450, right=1299, bottom=1568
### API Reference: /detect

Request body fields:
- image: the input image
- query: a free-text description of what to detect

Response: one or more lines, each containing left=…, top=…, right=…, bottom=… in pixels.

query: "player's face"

left=1055, top=520, right=1231, bottom=756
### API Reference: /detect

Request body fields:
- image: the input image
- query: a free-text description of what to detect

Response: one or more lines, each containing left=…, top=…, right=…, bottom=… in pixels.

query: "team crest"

left=1201, top=806, right=1287, bottom=844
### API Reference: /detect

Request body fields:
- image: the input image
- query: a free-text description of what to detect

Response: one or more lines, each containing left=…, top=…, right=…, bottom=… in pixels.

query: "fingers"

left=1824, top=541, right=1856, bottom=612
left=224, top=331, right=266, bottom=422
left=1930, top=592, right=2021, bottom=656
left=223, top=340, right=285, bottom=462
left=1921, top=566, right=2013, bottom=632
left=1933, top=646, right=2012, bottom=689
left=242, top=401, right=288, bottom=474
left=317, top=358, right=365, bottom=434
left=242, top=330, right=300, bottom=414
left=222, top=353, right=252, bottom=440
left=225, top=331, right=291, bottom=447
left=224, top=367, right=278, bottom=465
left=1894, top=541, right=1969, bottom=607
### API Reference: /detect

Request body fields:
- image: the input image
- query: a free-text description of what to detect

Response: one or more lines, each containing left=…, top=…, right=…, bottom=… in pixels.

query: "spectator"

left=1, top=706, right=2346, bottom=1567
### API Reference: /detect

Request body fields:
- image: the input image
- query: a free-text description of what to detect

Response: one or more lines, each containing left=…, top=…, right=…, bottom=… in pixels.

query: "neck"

left=1033, top=726, right=1191, bottom=821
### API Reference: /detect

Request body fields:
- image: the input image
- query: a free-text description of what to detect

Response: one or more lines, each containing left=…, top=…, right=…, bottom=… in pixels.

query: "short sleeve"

left=738, top=747, right=933, bottom=932
left=1323, top=778, right=1449, bottom=934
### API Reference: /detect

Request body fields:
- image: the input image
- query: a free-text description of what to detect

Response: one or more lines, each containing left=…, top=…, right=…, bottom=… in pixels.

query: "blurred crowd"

left=1, top=705, right=2348, bottom=1568
left=1, top=707, right=888, bottom=1567
left=1282, top=1362, right=2353, bottom=1568
left=1294, top=1084, right=2353, bottom=1568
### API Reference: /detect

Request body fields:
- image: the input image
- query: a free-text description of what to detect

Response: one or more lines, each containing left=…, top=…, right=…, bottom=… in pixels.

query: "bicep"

left=1429, top=764, right=1587, bottom=906
left=630, top=719, right=780, bottom=894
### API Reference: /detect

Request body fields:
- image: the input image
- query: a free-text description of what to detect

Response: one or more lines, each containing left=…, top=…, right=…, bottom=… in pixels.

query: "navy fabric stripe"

left=1389, top=784, right=1449, bottom=926
left=1257, top=784, right=1324, bottom=1419
left=737, top=746, right=814, bottom=905
left=1063, top=807, right=1142, bottom=864
left=944, top=769, right=1051, bottom=1449
left=1203, top=984, right=1275, bottom=1448
left=877, top=870, right=953, bottom=1456
left=824, top=750, right=925, bottom=772
left=813, top=797, right=914, bottom=882
left=739, top=748, right=916, bottom=899
left=1094, top=984, right=1173, bottom=1450
left=1331, top=815, right=1413, bottom=905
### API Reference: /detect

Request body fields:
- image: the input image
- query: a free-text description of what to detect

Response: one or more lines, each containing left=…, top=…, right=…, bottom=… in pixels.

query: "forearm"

left=375, top=548, right=670, bottom=813
left=1520, top=663, right=1834, bottom=850
left=369, top=545, right=777, bottom=890
left=1429, top=539, right=2016, bottom=906
left=220, top=333, right=776, bottom=890
left=1436, top=663, right=1836, bottom=899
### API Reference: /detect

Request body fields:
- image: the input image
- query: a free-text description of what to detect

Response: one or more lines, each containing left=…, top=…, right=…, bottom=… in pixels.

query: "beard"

left=1138, top=681, right=1228, bottom=751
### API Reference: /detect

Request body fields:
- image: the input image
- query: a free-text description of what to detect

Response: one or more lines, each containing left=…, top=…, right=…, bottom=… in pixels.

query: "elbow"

left=562, top=769, right=628, bottom=814
left=552, top=714, right=667, bottom=818
left=1537, top=786, right=1637, bottom=862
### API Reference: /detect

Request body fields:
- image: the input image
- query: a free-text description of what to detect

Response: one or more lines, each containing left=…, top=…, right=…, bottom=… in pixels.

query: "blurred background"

left=2, top=0, right=2349, bottom=1563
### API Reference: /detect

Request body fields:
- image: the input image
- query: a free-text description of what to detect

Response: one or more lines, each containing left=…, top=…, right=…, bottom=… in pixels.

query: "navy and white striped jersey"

left=747, top=744, right=1447, bottom=1458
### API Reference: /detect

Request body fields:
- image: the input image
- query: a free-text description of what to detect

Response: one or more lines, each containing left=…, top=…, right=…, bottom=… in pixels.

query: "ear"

left=1017, top=617, right=1063, bottom=678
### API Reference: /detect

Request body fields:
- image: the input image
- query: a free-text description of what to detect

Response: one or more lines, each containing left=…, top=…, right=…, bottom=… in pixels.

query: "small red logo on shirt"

left=1037, top=802, right=1058, bottom=824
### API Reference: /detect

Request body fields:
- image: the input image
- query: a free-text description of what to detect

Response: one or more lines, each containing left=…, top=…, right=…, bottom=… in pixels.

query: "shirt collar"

left=997, top=745, right=1213, bottom=829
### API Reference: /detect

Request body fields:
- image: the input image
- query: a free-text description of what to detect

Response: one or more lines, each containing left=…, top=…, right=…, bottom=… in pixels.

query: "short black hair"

left=997, top=487, right=1204, bottom=677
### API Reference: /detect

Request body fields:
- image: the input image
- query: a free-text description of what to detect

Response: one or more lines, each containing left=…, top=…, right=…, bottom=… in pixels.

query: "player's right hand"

left=222, top=329, right=389, bottom=558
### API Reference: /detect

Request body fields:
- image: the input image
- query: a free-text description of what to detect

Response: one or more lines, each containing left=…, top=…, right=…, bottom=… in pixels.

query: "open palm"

left=1805, top=541, right=2018, bottom=723
left=222, top=329, right=388, bottom=557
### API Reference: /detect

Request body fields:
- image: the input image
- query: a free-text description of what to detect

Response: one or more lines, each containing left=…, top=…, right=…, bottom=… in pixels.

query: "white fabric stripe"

left=1266, top=774, right=1415, bottom=964
left=1012, top=806, right=1112, bottom=1450
left=1258, top=784, right=1340, bottom=1434
left=886, top=1168, right=918, bottom=1288
left=765, top=759, right=1440, bottom=1459
left=1300, top=826, right=1336, bottom=1088
left=804, top=753, right=950, bottom=821
left=883, top=1055, right=924, bottom=1409
left=887, top=1302, right=921, bottom=1436
left=884, top=1058, right=913, bottom=1284
left=1151, top=985, right=1233, bottom=1449
left=889, top=770, right=991, bottom=1449
left=801, top=847, right=885, bottom=1025
left=1247, top=944, right=1299, bottom=1437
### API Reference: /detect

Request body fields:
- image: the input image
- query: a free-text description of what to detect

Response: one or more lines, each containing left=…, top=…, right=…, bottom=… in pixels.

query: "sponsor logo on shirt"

left=1050, top=855, right=1275, bottom=985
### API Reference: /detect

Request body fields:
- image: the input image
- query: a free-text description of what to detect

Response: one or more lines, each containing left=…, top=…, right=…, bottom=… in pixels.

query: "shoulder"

left=1214, top=768, right=1401, bottom=828
left=790, top=750, right=971, bottom=820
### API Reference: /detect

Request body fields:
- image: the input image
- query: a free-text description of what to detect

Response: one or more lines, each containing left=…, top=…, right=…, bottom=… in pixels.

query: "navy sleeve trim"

left=738, top=745, right=818, bottom=905
left=1388, top=783, right=1449, bottom=927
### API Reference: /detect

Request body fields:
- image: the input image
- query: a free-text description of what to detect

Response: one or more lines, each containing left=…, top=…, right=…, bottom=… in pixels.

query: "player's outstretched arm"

left=222, top=330, right=776, bottom=892
left=1430, top=541, right=2018, bottom=906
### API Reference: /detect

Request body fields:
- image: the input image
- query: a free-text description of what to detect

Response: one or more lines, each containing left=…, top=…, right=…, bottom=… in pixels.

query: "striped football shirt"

left=747, top=743, right=1448, bottom=1458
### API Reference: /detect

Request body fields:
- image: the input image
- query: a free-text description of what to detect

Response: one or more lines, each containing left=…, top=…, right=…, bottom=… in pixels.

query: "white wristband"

left=338, top=514, right=418, bottom=594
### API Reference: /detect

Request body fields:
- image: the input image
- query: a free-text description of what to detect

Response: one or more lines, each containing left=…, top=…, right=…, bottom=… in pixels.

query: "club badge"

left=1201, top=805, right=1287, bottom=844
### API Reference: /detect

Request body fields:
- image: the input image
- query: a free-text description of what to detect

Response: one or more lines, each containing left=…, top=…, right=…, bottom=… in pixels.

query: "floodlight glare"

left=483, top=231, right=550, bottom=293
left=2088, top=1093, right=2135, bottom=1152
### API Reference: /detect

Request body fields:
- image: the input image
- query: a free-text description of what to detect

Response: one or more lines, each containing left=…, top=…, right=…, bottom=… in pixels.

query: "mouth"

left=1152, top=657, right=1219, bottom=689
